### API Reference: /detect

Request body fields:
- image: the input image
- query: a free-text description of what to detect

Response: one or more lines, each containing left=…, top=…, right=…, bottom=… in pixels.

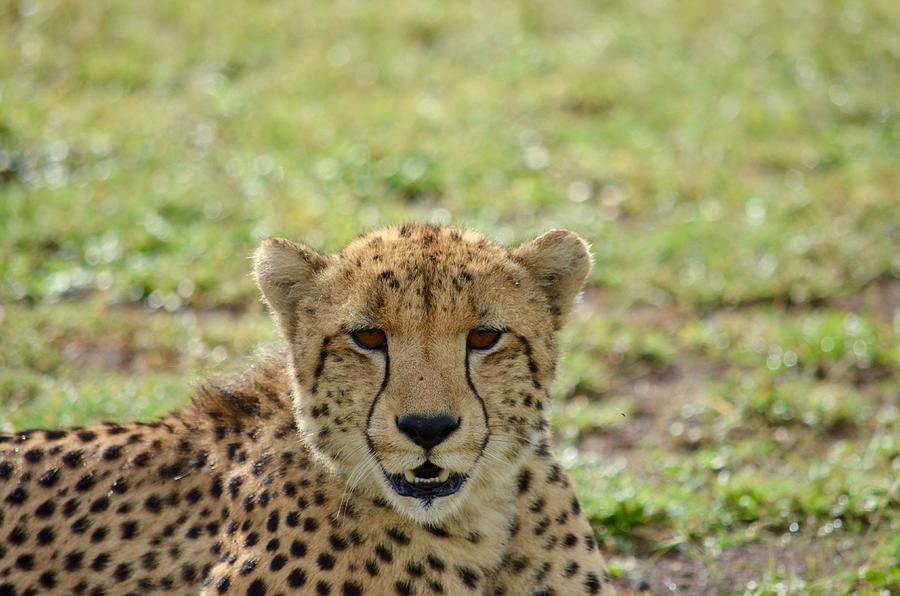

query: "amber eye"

left=467, top=328, right=502, bottom=350
left=351, top=328, right=387, bottom=350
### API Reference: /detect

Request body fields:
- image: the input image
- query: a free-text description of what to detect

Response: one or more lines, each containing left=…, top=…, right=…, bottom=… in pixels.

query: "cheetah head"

left=254, top=225, right=591, bottom=523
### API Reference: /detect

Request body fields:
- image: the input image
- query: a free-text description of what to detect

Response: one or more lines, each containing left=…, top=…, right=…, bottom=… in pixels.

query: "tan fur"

left=1, top=225, right=612, bottom=595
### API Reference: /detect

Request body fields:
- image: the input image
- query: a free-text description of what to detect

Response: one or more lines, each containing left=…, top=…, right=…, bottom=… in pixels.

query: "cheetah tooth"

left=404, top=470, right=417, bottom=483
left=438, top=469, right=450, bottom=482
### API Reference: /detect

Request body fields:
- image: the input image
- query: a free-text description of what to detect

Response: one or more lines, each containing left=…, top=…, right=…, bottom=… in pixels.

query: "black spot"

left=329, top=533, right=348, bottom=551
left=303, top=517, right=318, bottom=532
left=62, top=450, right=84, bottom=468
left=36, top=526, right=55, bottom=545
left=394, top=580, right=413, bottom=596
left=39, top=571, right=57, bottom=588
left=365, top=560, right=379, bottom=576
left=517, top=469, right=532, bottom=494
left=64, top=551, right=85, bottom=571
left=386, top=528, right=409, bottom=545
left=62, top=498, right=80, bottom=517
left=90, top=496, right=110, bottom=513
left=342, top=582, right=363, bottom=596
left=216, top=576, right=230, bottom=594
left=457, top=567, right=479, bottom=589
left=102, top=446, right=123, bottom=461
left=265, top=538, right=279, bottom=551
left=317, top=552, right=336, bottom=570
left=90, top=526, right=109, bottom=543
left=244, top=495, right=256, bottom=513
left=181, top=563, right=198, bottom=583
left=91, top=553, right=112, bottom=572
left=141, top=551, right=159, bottom=570
left=375, top=544, right=392, bottom=563
left=35, top=499, right=55, bottom=518
left=71, top=516, right=91, bottom=534
left=75, top=473, right=95, bottom=492
left=247, top=579, right=267, bottom=596
left=227, top=476, right=243, bottom=498
left=290, top=540, right=307, bottom=558
left=424, top=524, right=450, bottom=538
left=287, top=568, right=307, bottom=587
left=111, top=478, right=128, bottom=494
left=186, top=488, right=202, bottom=503
left=15, top=553, right=34, bottom=570
left=144, top=495, right=163, bottom=514
left=406, top=562, right=424, bottom=577
left=4, top=487, right=27, bottom=506
left=239, top=559, right=258, bottom=575
left=270, top=554, right=287, bottom=572
left=210, top=475, right=224, bottom=499
left=585, top=572, right=602, bottom=594
left=266, top=511, right=279, bottom=533
left=38, top=468, right=60, bottom=487
left=121, top=521, right=139, bottom=539
left=23, top=448, right=43, bottom=464
left=533, top=516, right=551, bottom=536
left=316, top=580, right=332, bottom=595
left=77, top=430, right=97, bottom=442
left=546, top=463, right=565, bottom=485
left=0, top=462, right=13, bottom=479
left=426, top=555, right=445, bottom=572
left=8, top=526, right=28, bottom=545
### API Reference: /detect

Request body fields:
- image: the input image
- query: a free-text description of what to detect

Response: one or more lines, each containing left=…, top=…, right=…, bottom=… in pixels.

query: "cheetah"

left=1, top=224, right=613, bottom=595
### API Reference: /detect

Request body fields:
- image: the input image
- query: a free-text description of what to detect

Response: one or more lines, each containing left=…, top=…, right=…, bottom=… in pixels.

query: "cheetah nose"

left=396, top=414, right=460, bottom=449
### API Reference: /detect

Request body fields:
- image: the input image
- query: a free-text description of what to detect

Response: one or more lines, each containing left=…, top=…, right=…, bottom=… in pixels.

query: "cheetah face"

left=254, top=225, right=591, bottom=523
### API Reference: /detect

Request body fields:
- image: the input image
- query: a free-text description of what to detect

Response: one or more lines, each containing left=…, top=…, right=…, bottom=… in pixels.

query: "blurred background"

left=1, top=0, right=898, bottom=592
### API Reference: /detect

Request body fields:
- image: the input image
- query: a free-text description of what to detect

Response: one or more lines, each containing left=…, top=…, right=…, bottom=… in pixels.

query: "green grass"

left=1, top=0, right=898, bottom=591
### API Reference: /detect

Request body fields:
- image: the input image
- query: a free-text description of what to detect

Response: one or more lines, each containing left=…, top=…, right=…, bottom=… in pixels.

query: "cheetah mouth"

left=386, top=461, right=467, bottom=500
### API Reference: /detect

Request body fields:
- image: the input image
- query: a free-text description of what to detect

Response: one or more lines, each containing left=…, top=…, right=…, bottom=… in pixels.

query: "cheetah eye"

left=350, top=328, right=387, bottom=351
left=467, top=328, right=502, bottom=351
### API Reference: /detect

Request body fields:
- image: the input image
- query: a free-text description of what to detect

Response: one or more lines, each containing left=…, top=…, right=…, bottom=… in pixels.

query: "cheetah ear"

left=511, top=229, right=593, bottom=321
left=253, top=238, right=330, bottom=337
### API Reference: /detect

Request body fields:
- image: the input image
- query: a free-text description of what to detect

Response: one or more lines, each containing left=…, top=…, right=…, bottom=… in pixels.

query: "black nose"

left=396, top=414, right=460, bottom=449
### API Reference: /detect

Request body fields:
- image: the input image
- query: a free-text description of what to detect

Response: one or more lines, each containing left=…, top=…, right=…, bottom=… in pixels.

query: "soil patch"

left=612, top=535, right=859, bottom=594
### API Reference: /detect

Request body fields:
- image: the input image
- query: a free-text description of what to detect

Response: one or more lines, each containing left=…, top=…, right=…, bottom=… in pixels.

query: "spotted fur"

left=1, top=225, right=612, bottom=595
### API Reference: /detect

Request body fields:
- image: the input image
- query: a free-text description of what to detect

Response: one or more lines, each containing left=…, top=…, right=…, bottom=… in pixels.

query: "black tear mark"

left=363, top=344, right=391, bottom=461
left=464, top=348, right=491, bottom=456
left=515, top=334, right=542, bottom=390
left=310, top=336, right=332, bottom=395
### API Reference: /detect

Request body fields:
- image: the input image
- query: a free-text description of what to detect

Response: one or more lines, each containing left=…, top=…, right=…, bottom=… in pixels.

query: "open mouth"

left=386, top=461, right=467, bottom=500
